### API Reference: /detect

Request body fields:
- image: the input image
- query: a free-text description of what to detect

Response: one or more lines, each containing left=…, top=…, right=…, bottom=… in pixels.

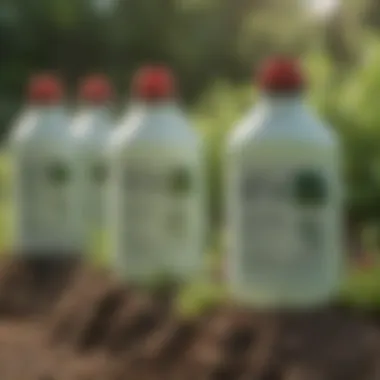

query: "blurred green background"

left=2, top=0, right=380, bottom=307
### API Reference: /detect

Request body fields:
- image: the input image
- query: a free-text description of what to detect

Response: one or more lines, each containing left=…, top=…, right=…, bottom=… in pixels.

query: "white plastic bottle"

left=71, top=75, right=114, bottom=249
left=107, top=66, right=205, bottom=283
left=9, top=74, right=84, bottom=256
left=225, top=57, right=344, bottom=308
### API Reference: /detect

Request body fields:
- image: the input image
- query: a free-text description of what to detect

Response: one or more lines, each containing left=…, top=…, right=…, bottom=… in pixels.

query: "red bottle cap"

left=79, top=74, right=113, bottom=104
left=132, top=65, right=175, bottom=101
left=258, top=57, right=304, bottom=93
left=28, top=74, right=63, bottom=104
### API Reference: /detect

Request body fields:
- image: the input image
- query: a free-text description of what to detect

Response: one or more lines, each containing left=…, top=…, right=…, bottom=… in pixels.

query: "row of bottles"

left=8, top=57, right=344, bottom=309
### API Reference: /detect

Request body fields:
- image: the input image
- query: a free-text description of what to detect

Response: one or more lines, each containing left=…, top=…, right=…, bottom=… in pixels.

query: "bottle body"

left=107, top=104, right=205, bottom=283
left=10, top=106, right=85, bottom=256
left=71, top=107, right=113, bottom=252
left=225, top=98, right=344, bottom=308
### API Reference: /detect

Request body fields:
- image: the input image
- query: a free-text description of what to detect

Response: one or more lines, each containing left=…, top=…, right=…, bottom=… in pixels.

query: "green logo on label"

left=292, top=170, right=327, bottom=205
left=169, top=168, right=192, bottom=195
left=46, top=162, right=69, bottom=186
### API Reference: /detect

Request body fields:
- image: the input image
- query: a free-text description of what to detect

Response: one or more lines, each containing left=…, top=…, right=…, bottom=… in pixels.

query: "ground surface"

left=0, top=257, right=379, bottom=380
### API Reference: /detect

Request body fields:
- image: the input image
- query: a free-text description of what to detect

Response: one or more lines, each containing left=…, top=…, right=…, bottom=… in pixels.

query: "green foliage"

left=176, top=280, right=227, bottom=318
left=340, top=260, right=380, bottom=307
left=193, top=82, right=252, bottom=224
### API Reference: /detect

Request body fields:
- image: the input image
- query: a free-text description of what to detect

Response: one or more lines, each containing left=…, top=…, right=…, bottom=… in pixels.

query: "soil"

left=0, top=256, right=379, bottom=380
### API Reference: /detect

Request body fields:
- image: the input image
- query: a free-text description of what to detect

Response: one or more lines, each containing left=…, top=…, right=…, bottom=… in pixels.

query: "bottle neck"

left=79, top=104, right=110, bottom=115
left=136, top=99, right=177, bottom=113
left=28, top=104, right=64, bottom=113
left=260, top=93, right=305, bottom=113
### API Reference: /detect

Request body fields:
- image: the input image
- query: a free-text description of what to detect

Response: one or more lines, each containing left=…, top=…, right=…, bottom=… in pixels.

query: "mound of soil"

left=0, top=257, right=379, bottom=379
left=0, top=255, right=81, bottom=318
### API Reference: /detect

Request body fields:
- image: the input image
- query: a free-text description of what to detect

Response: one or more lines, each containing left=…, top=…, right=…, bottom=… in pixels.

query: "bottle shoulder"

left=228, top=105, right=338, bottom=151
left=9, top=111, right=78, bottom=156
left=107, top=108, right=200, bottom=156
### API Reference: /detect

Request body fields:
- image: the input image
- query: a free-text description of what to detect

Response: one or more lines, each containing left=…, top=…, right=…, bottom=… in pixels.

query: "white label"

left=18, top=158, right=41, bottom=237
left=17, top=155, right=73, bottom=246
left=238, top=164, right=330, bottom=281
left=120, top=162, right=194, bottom=273
left=41, top=160, right=70, bottom=230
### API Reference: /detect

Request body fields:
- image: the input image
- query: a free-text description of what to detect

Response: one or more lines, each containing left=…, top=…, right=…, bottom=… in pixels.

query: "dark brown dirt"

left=0, top=255, right=81, bottom=318
left=0, top=256, right=379, bottom=379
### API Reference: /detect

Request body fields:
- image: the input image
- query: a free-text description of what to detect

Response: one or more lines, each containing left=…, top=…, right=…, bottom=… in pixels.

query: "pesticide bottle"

left=9, top=74, right=84, bottom=256
left=107, top=66, right=205, bottom=283
left=71, top=75, right=114, bottom=255
left=225, top=57, right=344, bottom=308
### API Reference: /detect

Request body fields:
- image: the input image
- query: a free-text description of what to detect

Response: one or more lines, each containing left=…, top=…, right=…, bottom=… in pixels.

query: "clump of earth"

left=0, top=255, right=378, bottom=380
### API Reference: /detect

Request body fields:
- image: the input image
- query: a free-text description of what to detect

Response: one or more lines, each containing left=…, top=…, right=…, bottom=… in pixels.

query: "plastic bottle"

left=71, top=75, right=114, bottom=253
left=107, top=66, right=205, bottom=283
left=9, top=74, right=84, bottom=256
left=225, top=57, right=344, bottom=308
